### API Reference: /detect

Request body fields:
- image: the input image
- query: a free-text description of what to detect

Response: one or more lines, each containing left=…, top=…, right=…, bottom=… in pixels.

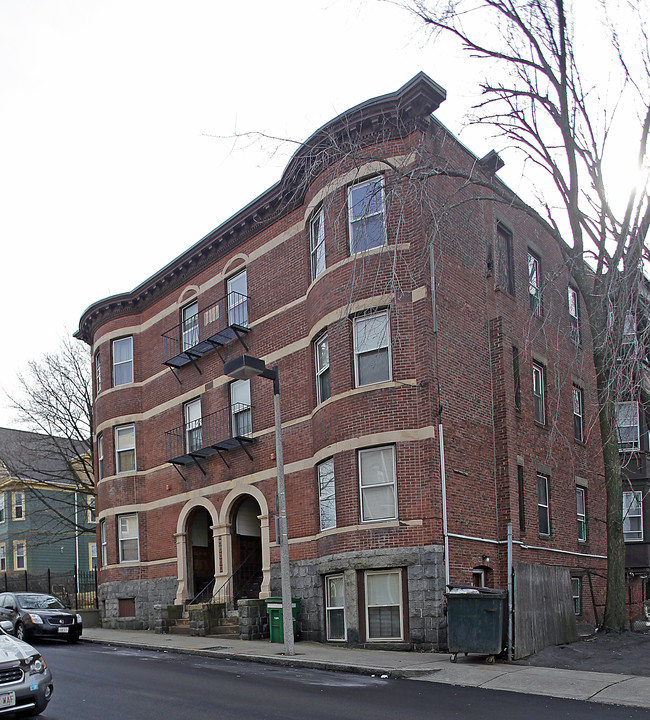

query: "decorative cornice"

left=76, top=73, right=446, bottom=345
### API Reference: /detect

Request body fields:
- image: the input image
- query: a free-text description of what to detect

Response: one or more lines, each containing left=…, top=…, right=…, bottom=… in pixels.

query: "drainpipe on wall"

left=507, top=522, right=513, bottom=661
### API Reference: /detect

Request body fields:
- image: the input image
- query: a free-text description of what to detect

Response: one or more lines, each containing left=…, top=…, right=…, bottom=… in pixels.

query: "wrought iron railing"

left=188, top=551, right=262, bottom=609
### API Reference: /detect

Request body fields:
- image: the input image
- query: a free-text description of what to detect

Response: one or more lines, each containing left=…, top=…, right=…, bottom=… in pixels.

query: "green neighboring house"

left=0, top=428, right=96, bottom=577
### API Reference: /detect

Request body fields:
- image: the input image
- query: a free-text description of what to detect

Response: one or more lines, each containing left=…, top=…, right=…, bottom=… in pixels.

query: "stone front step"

left=169, top=624, right=191, bottom=636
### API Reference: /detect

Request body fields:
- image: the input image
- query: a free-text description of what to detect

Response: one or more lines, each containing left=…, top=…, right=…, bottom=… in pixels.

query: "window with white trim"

left=353, top=311, right=391, bottom=387
left=230, top=379, right=252, bottom=437
left=100, top=520, right=107, bottom=566
left=537, top=473, right=550, bottom=535
left=12, top=492, right=24, bottom=521
left=568, top=286, right=580, bottom=344
left=315, top=333, right=331, bottom=404
left=118, top=513, right=140, bottom=562
left=348, top=177, right=386, bottom=254
left=89, top=543, right=97, bottom=571
left=112, top=336, right=133, bottom=386
left=14, top=541, right=26, bottom=571
left=573, top=385, right=584, bottom=443
left=87, top=496, right=96, bottom=524
left=528, top=251, right=542, bottom=317
left=359, top=446, right=397, bottom=522
left=576, top=486, right=586, bottom=542
left=310, top=209, right=325, bottom=279
left=115, top=424, right=136, bottom=474
left=317, top=458, right=336, bottom=531
left=95, top=351, right=101, bottom=395
left=181, top=301, right=199, bottom=351
left=184, top=398, right=203, bottom=453
left=0, top=494, right=5, bottom=524
left=227, top=270, right=248, bottom=327
left=533, top=361, right=545, bottom=425
left=0, top=544, right=5, bottom=572
left=325, top=574, right=346, bottom=641
left=365, top=569, right=403, bottom=641
left=97, top=433, right=104, bottom=481
left=571, top=576, right=581, bottom=615
left=623, top=491, right=643, bottom=541
left=615, top=402, right=640, bottom=451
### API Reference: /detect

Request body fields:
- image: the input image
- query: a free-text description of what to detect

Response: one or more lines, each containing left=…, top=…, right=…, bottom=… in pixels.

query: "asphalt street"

left=24, top=640, right=650, bottom=720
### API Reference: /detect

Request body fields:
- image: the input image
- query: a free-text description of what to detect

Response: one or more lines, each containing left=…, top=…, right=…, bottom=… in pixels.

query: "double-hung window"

left=181, top=301, right=199, bottom=351
left=532, top=362, right=546, bottom=425
left=571, top=577, right=581, bottom=615
left=310, top=209, right=326, bottom=279
left=359, top=446, right=397, bottom=522
left=496, top=222, right=514, bottom=295
left=0, top=494, right=5, bottom=524
left=317, top=458, right=336, bottom=531
left=113, top=337, right=134, bottom=386
left=365, top=569, right=403, bottom=641
left=13, top=492, right=24, bottom=521
left=568, top=287, right=580, bottom=343
left=95, top=352, right=101, bottom=395
left=573, top=385, right=584, bottom=443
left=315, top=333, right=331, bottom=404
left=231, top=379, right=252, bottom=437
left=90, top=543, right=97, bottom=571
left=353, top=311, right=391, bottom=387
left=118, top=513, right=139, bottom=562
left=325, top=574, right=346, bottom=641
left=537, top=473, right=550, bottom=535
left=87, top=496, right=96, bottom=524
left=184, top=398, right=203, bottom=453
left=576, top=486, right=587, bottom=541
left=100, top=520, right=108, bottom=566
left=115, top=424, right=136, bottom=473
left=97, top=434, right=104, bottom=481
left=615, top=401, right=640, bottom=451
left=348, top=177, right=386, bottom=254
left=227, top=270, right=248, bottom=327
left=14, top=541, right=26, bottom=571
left=0, top=545, right=5, bottom=572
left=528, top=251, right=542, bottom=317
left=623, top=491, right=643, bottom=541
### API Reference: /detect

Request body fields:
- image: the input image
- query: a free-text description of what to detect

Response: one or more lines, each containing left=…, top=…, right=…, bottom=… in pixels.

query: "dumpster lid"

left=446, top=584, right=507, bottom=597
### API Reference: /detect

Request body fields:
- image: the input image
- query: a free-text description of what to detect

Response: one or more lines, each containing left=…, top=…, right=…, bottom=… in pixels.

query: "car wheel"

left=15, top=622, right=27, bottom=641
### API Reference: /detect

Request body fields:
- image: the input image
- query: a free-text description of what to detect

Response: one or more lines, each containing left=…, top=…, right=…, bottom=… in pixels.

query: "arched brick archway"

left=174, top=498, right=218, bottom=605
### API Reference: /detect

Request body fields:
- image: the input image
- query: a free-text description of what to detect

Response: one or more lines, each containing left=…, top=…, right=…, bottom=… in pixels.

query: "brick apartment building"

left=76, top=73, right=609, bottom=648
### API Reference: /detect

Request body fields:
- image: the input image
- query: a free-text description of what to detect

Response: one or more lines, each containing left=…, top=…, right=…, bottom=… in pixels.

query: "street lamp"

left=223, top=354, right=295, bottom=656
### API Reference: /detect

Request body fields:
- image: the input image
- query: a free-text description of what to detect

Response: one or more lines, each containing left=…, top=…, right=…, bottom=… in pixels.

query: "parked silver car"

left=0, top=621, right=53, bottom=716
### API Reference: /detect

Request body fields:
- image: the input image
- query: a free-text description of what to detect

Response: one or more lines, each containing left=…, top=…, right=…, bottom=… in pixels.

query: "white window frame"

left=325, top=574, right=346, bottom=641
left=537, top=473, right=550, bottom=536
left=115, top=424, right=136, bottom=474
left=571, top=576, right=581, bottom=615
left=527, top=251, right=542, bottom=317
left=317, top=458, right=336, bottom=531
left=353, top=311, right=392, bottom=388
left=89, top=542, right=97, bottom=571
left=348, top=177, right=386, bottom=254
left=0, top=544, right=5, bottom=572
left=616, top=401, right=640, bottom=451
left=14, top=541, right=26, bottom=571
left=118, top=513, right=140, bottom=563
left=0, top=494, right=5, bottom=524
left=623, top=490, right=643, bottom=542
left=100, top=520, right=107, bottom=566
left=12, top=492, right=24, bottom=521
left=573, top=385, right=584, bottom=443
left=97, top=434, right=104, bottom=481
left=315, top=332, right=330, bottom=404
left=364, top=569, right=403, bottom=641
left=358, top=446, right=397, bottom=523
left=112, top=336, right=134, bottom=386
left=227, top=270, right=248, bottom=327
left=576, top=486, right=587, bottom=542
left=568, top=286, right=580, bottom=343
left=184, top=398, right=203, bottom=453
left=532, top=362, right=545, bottom=425
left=95, top=351, right=101, bottom=395
left=87, top=496, right=96, bottom=524
left=230, top=379, right=251, bottom=437
left=181, top=301, right=199, bottom=351
left=310, top=208, right=326, bottom=280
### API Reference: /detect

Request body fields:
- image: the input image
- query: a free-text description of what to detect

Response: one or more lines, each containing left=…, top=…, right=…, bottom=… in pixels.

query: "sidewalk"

left=80, top=627, right=650, bottom=709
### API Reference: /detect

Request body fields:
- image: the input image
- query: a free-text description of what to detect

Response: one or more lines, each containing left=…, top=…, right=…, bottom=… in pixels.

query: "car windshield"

left=18, top=595, right=65, bottom=610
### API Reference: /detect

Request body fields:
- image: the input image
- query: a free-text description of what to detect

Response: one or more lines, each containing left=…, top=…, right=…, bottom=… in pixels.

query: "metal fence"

left=0, top=568, right=98, bottom=610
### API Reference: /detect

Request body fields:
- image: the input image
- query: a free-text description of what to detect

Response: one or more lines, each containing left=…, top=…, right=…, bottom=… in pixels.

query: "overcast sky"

left=0, top=1, right=637, bottom=429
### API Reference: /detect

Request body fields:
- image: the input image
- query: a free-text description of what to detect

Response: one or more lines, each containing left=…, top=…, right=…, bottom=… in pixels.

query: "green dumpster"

left=445, top=585, right=507, bottom=663
left=265, top=597, right=300, bottom=643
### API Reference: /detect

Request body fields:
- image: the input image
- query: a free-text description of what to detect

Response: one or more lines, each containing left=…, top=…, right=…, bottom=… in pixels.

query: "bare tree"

left=2, top=335, right=94, bottom=537
left=393, top=0, right=650, bottom=631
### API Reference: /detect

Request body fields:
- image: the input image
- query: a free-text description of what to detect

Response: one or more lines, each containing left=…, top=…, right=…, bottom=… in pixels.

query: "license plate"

left=58, top=626, right=69, bottom=633
left=0, top=692, right=15, bottom=708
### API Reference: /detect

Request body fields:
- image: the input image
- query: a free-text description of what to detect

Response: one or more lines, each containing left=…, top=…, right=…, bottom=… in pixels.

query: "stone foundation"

left=99, top=577, right=178, bottom=630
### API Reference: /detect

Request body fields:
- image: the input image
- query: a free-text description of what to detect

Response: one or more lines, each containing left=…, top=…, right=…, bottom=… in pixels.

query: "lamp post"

left=223, top=354, right=294, bottom=656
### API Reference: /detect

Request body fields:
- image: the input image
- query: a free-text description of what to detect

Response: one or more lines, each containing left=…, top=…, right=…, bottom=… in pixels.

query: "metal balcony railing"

left=162, top=292, right=249, bottom=369
left=165, top=404, right=253, bottom=467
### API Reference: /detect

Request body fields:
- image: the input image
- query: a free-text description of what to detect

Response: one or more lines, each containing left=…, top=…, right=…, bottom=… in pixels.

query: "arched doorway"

left=187, top=507, right=215, bottom=601
left=231, top=496, right=262, bottom=600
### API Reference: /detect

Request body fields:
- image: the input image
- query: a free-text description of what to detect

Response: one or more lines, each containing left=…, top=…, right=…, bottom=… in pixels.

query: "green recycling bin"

left=265, top=597, right=300, bottom=643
